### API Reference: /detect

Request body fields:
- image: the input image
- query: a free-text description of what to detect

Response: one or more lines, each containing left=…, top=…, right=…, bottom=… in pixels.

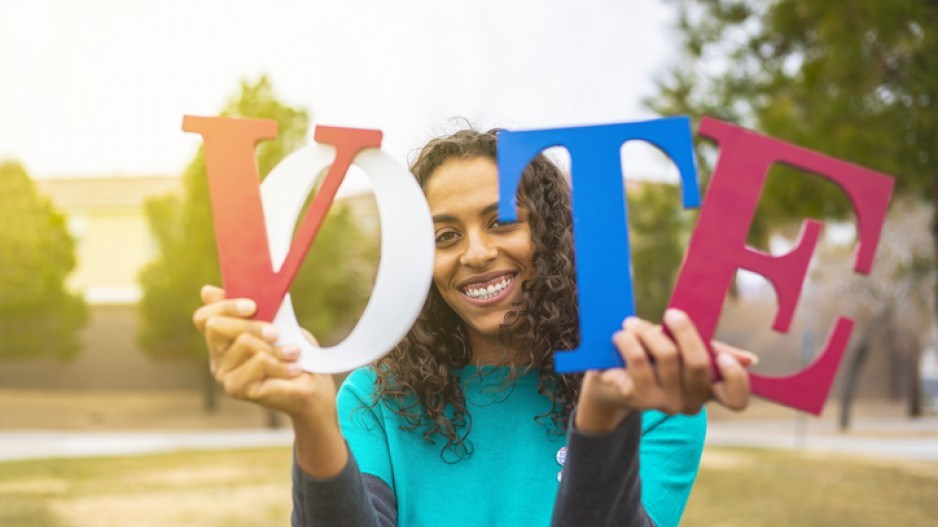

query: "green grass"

left=2, top=446, right=936, bottom=526
left=0, top=447, right=294, bottom=527
left=683, top=448, right=938, bottom=526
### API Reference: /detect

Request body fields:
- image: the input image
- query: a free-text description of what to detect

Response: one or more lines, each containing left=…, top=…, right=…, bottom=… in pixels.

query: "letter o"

left=260, top=144, right=434, bottom=373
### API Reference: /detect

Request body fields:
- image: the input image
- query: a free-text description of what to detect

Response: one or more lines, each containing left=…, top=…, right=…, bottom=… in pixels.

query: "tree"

left=0, top=161, right=87, bottom=360
left=651, top=0, right=938, bottom=415
left=807, top=200, right=935, bottom=428
left=628, top=182, right=693, bottom=321
left=138, top=77, right=377, bottom=415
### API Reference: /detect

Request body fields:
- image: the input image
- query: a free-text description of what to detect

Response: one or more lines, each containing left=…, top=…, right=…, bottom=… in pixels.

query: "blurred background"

left=1, top=1, right=936, bottom=525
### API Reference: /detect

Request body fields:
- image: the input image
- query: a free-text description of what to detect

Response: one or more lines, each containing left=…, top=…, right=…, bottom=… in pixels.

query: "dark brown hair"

left=372, top=128, right=582, bottom=460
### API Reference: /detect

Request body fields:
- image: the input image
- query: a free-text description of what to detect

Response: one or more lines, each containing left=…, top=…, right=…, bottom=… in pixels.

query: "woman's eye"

left=435, top=231, right=459, bottom=243
left=491, top=218, right=519, bottom=229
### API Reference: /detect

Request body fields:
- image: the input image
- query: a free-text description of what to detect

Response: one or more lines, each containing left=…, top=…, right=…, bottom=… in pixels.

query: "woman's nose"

left=459, top=231, right=497, bottom=268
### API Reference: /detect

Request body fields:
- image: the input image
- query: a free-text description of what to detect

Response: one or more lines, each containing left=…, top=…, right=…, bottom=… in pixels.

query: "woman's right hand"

left=194, top=285, right=349, bottom=478
left=192, top=284, right=337, bottom=421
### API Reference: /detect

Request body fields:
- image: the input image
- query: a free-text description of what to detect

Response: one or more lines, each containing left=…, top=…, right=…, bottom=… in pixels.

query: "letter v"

left=182, top=116, right=382, bottom=321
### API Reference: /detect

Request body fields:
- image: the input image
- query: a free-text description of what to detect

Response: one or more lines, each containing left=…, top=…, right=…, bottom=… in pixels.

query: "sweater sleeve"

left=550, top=411, right=655, bottom=527
left=291, top=448, right=397, bottom=527
left=290, top=368, right=401, bottom=527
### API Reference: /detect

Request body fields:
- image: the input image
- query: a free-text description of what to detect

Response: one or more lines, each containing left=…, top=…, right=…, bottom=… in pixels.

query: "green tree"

left=629, top=183, right=692, bottom=321
left=652, top=0, right=938, bottom=414
left=0, top=161, right=86, bottom=360
left=138, top=76, right=376, bottom=414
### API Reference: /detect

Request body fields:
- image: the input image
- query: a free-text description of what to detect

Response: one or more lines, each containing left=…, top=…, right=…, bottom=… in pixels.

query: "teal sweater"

left=338, top=366, right=706, bottom=527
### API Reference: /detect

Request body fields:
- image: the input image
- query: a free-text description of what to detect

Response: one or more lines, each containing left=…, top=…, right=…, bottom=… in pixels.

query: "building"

left=0, top=175, right=203, bottom=390
left=35, top=176, right=179, bottom=304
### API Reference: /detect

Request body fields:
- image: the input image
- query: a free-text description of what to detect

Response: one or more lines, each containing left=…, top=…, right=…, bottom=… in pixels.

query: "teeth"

left=463, top=275, right=515, bottom=300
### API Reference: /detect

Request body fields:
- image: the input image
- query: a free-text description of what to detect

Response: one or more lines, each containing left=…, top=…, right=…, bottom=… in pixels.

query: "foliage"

left=628, top=182, right=693, bottom=321
left=652, top=0, right=938, bottom=414
left=289, top=201, right=378, bottom=346
left=650, top=0, right=938, bottom=245
left=0, top=161, right=87, bottom=361
left=138, top=76, right=376, bottom=365
left=816, top=199, right=936, bottom=325
left=811, top=199, right=937, bottom=422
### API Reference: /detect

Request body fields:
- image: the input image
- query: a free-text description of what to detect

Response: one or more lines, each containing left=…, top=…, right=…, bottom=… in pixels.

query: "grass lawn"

left=2, top=446, right=936, bottom=526
left=0, top=447, right=293, bottom=527
left=684, top=448, right=938, bottom=526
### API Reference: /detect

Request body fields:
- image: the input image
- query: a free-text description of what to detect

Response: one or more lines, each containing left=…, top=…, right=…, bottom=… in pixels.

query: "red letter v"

left=182, top=116, right=382, bottom=321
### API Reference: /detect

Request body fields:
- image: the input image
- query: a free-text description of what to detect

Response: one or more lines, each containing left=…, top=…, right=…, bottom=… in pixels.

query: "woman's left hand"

left=575, top=308, right=754, bottom=434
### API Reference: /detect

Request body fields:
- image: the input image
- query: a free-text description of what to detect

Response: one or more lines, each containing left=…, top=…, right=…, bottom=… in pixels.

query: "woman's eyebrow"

left=432, top=213, right=458, bottom=223
left=479, top=202, right=500, bottom=216
left=433, top=201, right=498, bottom=223
left=432, top=202, right=505, bottom=224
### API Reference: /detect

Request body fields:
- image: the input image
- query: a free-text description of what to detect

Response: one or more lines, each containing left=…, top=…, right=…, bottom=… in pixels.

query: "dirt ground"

left=0, top=388, right=275, bottom=431
left=0, top=384, right=931, bottom=431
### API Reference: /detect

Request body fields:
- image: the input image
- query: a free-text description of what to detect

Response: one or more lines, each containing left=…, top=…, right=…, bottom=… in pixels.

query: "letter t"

left=497, top=117, right=700, bottom=373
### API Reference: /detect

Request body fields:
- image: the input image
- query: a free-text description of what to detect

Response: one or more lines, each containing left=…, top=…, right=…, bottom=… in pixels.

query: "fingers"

left=200, top=284, right=226, bottom=305
left=713, top=341, right=760, bottom=368
left=215, top=333, right=298, bottom=379
left=612, top=329, right=656, bottom=395
left=663, top=309, right=711, bottom=413
left=712, top=351, right=750, bottom=410
left=203, top=316, right=277, bottom=360
left=618, top=311, right=752, bottom=415
left=223, top=350, right=303, bottom=400
left=194, top=300, right=257, bottom=338
left=211, top=329, right=303, bottom=402
left=623, top=317, right=682, bottom=412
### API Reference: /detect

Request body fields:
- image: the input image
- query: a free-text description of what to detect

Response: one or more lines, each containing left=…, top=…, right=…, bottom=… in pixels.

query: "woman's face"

left=424, top=156, right=535, bottom=344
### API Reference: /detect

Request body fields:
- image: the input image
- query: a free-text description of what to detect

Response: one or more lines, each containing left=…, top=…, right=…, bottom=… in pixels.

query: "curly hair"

left=372, top=128, right=583, bottom=460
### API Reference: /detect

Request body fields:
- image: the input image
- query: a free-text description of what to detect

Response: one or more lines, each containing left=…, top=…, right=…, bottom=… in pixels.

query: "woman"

left=193, top=128, right=751, bottom=527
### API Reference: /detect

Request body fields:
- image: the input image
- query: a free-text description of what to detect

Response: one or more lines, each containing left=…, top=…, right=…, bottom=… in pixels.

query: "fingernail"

left=288, top=363, right=303, bottom=375
left=740, top=350, right=760, bottom=366
left=235, top=299, right=256, bottom=315
left=623, top=316, right=638, bottom=328
left=261, top=324, right=279, bottom=341
left=663, top=308, right=685, bottom=325
left=281, top=345, right=300, bottom=360
left=717, top=353, right=738, bottom=368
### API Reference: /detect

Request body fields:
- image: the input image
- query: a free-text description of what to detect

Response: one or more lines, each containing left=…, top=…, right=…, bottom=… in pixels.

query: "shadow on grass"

left=0, top=498, right=62, bottom=527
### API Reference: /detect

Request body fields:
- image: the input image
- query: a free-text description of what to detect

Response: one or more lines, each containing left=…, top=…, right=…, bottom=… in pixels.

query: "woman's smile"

left=459, top=271, right=518, bottom=304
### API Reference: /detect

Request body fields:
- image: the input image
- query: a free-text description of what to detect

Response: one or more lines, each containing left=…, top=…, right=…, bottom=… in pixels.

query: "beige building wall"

left=4, top=175, right=201, bottom=391
left=34, top=176, right=179, bottom=304
left=67, top=211, right=154, bottom=303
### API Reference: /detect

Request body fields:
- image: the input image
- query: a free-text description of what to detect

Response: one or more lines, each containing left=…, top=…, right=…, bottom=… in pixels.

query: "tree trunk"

left=933, top=179, right=938, bottom=320
left=839, top=306, right=890, bottom=431
left=265, top=408, right=282, bottom=428
left=927, top=177, right=938, bottom=417
left=202, top=360, right=218, bottom=413
left=908, top=344, right=924, bottom=418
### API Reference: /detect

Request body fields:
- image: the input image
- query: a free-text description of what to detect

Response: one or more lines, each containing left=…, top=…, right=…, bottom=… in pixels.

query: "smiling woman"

left=372, top=130, right=586, bottom=458
left=425, top=157, right=535, bottom=357
left=192, top=127, right=753, bottom=527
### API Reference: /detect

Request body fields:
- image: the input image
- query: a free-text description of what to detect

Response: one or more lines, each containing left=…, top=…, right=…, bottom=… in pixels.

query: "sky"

left=0, top=0, right=682, bottom=180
